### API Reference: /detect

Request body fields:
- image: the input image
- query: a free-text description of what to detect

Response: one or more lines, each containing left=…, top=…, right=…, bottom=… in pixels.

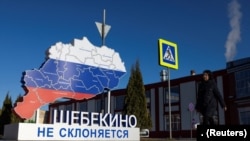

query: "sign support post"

left=158, top=38, right=178, bottom=140
left=96, top=9, right=112, bottom=113
left=189, top=102, right=194, bottom=139
left=167, top=67, right=172, bottom=139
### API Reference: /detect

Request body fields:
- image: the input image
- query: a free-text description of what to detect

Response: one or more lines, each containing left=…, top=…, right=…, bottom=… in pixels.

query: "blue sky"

left=0, top=0, right=249, bottom=107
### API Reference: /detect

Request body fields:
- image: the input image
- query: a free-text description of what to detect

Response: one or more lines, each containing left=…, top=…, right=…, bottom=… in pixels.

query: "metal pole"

left=102, top=9, right=105, bottom=45
left=168, top=67, right=172, bottom=139
left=96, top=9, right=111, bottom=114
left=190, top=111, right=193, bottom=139
left=101, top=90, right=105, bottom=114
left=107, top=89, right=111, bottom=113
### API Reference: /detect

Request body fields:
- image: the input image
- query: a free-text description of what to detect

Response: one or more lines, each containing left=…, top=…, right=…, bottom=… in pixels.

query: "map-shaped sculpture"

left=14, top=37, right=126, bottom=119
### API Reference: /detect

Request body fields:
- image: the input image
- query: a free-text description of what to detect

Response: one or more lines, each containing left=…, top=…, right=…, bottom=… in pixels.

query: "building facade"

left=225, top=57, right=250, bottom=125
left=48, top=57, right=250, bottom=138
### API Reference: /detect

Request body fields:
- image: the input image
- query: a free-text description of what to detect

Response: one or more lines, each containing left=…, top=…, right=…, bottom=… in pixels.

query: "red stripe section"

left=14, top=87, right=95, bottom=119
left=30, top=87, right=95, bottom=101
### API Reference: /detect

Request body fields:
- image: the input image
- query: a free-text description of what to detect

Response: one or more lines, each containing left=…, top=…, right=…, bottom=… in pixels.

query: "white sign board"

left=4, top=110, right=140, bottom=141
left=4, top=123, right=140, bottom=141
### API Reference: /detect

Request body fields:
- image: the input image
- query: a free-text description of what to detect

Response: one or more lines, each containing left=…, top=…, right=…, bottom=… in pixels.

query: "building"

left=48, top=57, right=250, bottom=138
left=225, top=57, right=250, bottom=125
left=26, top=109, right=49, bottom=123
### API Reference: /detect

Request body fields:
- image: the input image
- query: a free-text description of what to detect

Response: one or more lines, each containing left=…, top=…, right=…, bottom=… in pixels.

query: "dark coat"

left=195, top=79, right=226, bottom=117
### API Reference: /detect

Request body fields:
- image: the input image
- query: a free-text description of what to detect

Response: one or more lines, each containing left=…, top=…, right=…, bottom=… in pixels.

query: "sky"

left=0, top=0, right=249, bottom=108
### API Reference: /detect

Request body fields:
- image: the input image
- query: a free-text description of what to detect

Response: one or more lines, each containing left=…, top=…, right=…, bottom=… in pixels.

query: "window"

left=79, top=102, right=87, bottom=111
left=66, top=104, right=72, bottom=111
left=62, top=105, right=72, bottom=123
left=115, top=95, right=125, bottom=110
left=95, top=99, right=102, bottom=112
left=164, top=114, right=180, bottom=131
left=145, top=90, right=151, bottom=103
left=239, top=108, right=250, bottom=125
left=164, top=86, right=180, bottom=104
left=235, top=69, right=250, bottom=98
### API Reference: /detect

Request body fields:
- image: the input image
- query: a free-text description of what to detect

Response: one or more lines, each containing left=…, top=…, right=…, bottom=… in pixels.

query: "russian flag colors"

left=14, top=37, right=126, bottom=119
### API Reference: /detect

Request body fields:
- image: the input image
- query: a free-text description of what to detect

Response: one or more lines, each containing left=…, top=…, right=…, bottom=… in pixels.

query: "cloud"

left=224, top=0, right=242, bottom=62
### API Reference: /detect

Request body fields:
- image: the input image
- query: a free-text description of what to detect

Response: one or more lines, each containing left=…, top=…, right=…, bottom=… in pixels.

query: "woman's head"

left=202, top=70, right=213, bottom=81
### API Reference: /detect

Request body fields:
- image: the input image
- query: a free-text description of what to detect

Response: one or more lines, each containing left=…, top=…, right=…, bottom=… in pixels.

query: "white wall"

left=216, top=76, right=226, bottom=124
left=158, top=87, right=164, bottom=131
left=150, top=88, right=156, bottom=131
left=180, top=81, right=199, bottom=130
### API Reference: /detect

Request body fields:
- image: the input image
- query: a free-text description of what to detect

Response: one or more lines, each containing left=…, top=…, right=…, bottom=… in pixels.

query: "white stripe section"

left=48, top=37, right=126, bottom=72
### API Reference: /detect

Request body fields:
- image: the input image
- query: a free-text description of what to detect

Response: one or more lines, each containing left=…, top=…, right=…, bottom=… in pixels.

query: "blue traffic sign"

left=158, top=39, right=178, bottom=69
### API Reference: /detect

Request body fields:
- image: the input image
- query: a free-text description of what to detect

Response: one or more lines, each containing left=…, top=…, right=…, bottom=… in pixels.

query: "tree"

left=12, top=94, right=24, bottom=123
left=123, top=60, right=152, bottom=129
left=0, top=92, right=13, bottom=135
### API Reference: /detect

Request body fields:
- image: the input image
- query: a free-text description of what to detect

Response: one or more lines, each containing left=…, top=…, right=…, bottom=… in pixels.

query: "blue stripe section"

left=24, top=59, right=126, bottom=94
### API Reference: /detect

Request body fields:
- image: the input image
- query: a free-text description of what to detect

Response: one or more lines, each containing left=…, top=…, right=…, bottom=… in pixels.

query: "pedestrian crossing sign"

left=158, top=38, right=178, bottom=69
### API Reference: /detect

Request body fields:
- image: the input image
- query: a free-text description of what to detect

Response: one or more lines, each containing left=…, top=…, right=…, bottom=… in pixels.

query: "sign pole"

left=188, top=102, right=194, bottom=139
left=102, top=9, right=105, bottom=45
left=168, top=67, right=172, bottom=139
left=190, top=110, right=193, bottom=139
left=107, top=89, right=111, bottom=113
left=96, top=9, right=111, bottom=113
left=158, top=38, right=178, bottom=140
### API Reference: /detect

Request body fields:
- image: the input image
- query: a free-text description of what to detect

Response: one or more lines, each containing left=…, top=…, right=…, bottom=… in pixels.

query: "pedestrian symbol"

left=164, top=46, right=175, bottom=62
left=158, top=38, right=178, bottom=69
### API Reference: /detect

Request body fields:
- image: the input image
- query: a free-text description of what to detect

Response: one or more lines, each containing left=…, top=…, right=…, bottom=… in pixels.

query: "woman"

left=195, top=70, right=227, bottom=125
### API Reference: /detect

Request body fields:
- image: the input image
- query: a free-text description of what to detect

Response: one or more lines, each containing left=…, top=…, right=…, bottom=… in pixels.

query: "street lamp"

left=160, top=69, right=172, bottom=139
